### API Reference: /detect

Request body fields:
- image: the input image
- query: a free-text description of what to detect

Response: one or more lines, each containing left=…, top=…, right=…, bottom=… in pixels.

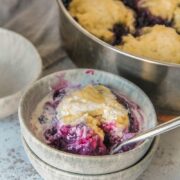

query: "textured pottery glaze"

left=19, top=69, right=157, bottom=174
left=22, top=137, right=159, bottom=180
left=0, top=28, right=42, bottom=119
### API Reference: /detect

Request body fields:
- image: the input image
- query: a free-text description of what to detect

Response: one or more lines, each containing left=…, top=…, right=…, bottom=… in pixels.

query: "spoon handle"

left=112, top=116, right=180, bottom=154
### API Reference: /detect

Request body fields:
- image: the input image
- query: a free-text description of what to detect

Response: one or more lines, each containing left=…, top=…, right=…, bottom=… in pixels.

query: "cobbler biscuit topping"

left=69, top=0, right=135, bottom=43
left=64, top=0, right=180, bottom=64
left=173, top=7, right=180, bottom=32
left=137, top=0, right=180, bottom=21
left=119, top=25, right=180, bottom=63
left=31, top=84, right=143, bottom=155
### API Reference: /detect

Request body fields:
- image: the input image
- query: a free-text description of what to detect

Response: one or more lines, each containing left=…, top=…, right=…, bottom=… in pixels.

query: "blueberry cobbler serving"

left=62, top=0, right=180, bottom=64
left=31, top=83, right=144, bottom=156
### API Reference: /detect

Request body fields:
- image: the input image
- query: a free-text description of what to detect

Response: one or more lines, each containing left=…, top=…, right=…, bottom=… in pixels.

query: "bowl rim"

left=22, top=136, right=160, bottom=177
left=0, top=28, right=43, bottom=101
left=57, top=0, right=180, bottom=68
left=19, top=68, right=157, bottom=159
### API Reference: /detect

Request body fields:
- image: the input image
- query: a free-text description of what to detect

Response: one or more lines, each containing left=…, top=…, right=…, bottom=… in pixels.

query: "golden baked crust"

left=173, top=7, right=180, bottom=33
left=138, top=0, right=180, bottom=21
left=69, top=0, right=135, bottom=43
left=118, top=25, right=180, bottom=64
left=67, top=0, right=180, bottom=64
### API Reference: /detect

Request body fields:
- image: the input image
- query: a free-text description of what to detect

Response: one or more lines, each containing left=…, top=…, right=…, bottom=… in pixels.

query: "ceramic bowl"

left=19, top=69, right=157, bottom=175
left=23, top=137, right=159, bottom=180
left=0, top=28, right=42, bottom=119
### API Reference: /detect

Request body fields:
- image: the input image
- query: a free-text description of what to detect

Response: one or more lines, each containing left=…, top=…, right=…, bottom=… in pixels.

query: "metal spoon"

left=110, top=116, right=180, bottom=154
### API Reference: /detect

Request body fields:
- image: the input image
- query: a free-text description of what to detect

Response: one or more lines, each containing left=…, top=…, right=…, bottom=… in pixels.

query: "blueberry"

left=53, top=89, right=66, bottom=101
left=103, top=133, right=111, bottom=147
left=112, top=23, right=129, bottom=45
left=44, top=127, right=57, bottom=140
left=62, top=0, right=72, bottom=9
left=38, top=115, right=47, bottom=124
left=122, top=0, right=139, bottom=9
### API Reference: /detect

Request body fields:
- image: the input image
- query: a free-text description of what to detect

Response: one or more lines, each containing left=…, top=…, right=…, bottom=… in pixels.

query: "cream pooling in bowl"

left=31, top=83, right=144, bottom=156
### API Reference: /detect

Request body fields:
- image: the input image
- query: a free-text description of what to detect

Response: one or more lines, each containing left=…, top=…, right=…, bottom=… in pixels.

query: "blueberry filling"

left=41, top=86, right=142, bottom=155
left=120, top=143, right=136, bottom=152
left=103, top=133, right=111, bottom=147
left=122, top=0, right=139, bottom=10
left=122, top=0, right=172, bottom=28
left=115, top=93, right=140, bottom=133
left=62, top=0, right=72, bottom=9
left=38, top=115, right=47, bottom=124
left=135, top=9, right=172, bottom=28
left=111, top=23, right=129, bottom=45
left=44, top=124, right=107, bottom=155
left=128, top=113, right=139, bottom=133
left=44, top=126, right=58, bottom=140
left=53, top=89, right=66, bottom=101
left=73, top=16, right=78, bottom=22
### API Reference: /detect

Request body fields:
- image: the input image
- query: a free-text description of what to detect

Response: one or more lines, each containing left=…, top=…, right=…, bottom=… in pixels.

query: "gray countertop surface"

left=0, top=58, right=180, bottom=180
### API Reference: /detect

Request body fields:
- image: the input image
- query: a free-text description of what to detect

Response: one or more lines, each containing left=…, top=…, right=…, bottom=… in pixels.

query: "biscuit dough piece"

left=118, top=25, right=180, bottom=64
left=173, top=7, right=180, bottom=33
left=69, top=0, right=135, bottom=43
left=137, top=0, right=180, bottom=21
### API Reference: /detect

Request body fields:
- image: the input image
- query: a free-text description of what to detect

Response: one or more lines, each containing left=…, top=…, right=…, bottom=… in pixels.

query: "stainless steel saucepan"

left=57, top=0, right=180, bottom=114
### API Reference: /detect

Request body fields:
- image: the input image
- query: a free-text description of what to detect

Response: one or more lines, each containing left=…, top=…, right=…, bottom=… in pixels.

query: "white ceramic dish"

left=0, top=28, right=42, bottom=119
left=22, top=137, right=159, bottom=180
left=19, top=69, right=157, bottom=174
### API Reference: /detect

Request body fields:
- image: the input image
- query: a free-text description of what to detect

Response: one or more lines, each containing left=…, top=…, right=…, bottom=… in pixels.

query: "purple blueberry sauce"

left=39, top=85, right=143, bottom=156
left=115, top=93, right=141, bottom=133
left=45, top=123, right=107, bottom=155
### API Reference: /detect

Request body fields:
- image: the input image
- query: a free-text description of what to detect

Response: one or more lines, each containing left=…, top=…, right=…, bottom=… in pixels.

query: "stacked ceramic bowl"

left=19, top=69, right=159, bottom=180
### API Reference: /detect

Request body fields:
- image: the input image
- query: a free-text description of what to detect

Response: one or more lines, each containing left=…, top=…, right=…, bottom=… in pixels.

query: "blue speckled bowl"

left=19, top=69, right=157, bottom=175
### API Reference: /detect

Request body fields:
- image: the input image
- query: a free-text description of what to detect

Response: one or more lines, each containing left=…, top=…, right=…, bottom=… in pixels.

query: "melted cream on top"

left=31, top=85, right=130, bottom=140
left=56, top=85, right=129, bottom=138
